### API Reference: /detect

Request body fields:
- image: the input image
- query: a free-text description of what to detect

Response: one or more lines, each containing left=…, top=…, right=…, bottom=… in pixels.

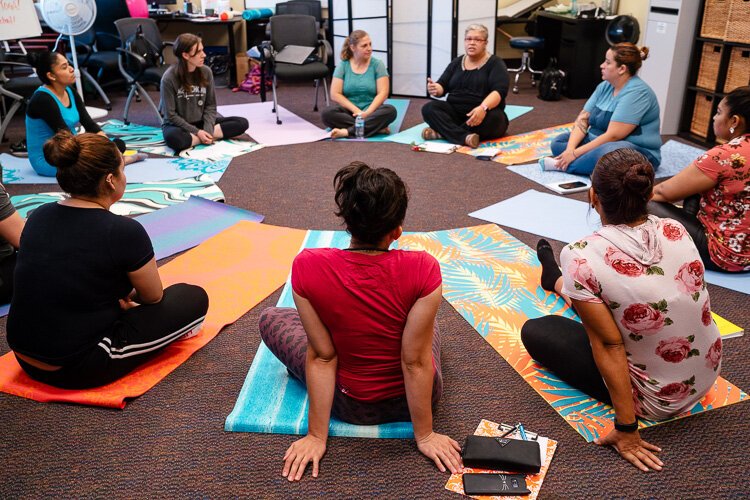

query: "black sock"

left=537, top=239, right=562, bottom=292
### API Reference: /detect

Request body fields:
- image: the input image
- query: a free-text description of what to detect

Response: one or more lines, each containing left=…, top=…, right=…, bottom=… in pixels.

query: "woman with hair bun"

left=650, top=86, right=750, bottom=273
left=160, top=33, right=249, bottom=153
left=539, top=43, right=662, bottom=175
left=259, top=162, right=461, bottom=481
left=25, top=51, right=145, bottom=177
left=7, top=131, right=209, bottom=389
left=321, top=30, right=397, bottom=139
left=523, top=149, right=720, bottom=472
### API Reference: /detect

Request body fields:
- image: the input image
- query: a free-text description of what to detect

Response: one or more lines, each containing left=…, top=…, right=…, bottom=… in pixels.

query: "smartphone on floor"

left=545, top=180, right=590, bottom=195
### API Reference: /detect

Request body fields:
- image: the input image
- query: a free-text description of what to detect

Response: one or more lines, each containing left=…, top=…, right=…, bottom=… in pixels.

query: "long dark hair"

left=172, top=33, right=208, bottom=93
left=334, top=161, right=408, bottom=245
left=592, top=149, right=654, bottom=225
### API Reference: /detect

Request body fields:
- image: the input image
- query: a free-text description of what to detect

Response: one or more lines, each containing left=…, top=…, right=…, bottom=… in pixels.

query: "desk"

left=152, top=16, right=244, bottom=89
left=534, top=12, right=609, bottom=99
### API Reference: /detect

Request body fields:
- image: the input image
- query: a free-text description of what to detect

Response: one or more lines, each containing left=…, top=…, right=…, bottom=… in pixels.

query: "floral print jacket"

left=561, top=216, right=721, bottom=420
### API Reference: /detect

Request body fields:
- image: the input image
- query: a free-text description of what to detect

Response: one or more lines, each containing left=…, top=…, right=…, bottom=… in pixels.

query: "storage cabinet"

left=680, top=0, right=750, bottom=145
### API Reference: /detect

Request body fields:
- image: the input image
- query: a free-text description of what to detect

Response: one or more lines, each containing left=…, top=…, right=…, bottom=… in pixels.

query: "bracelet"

left=614, top=420, right=639, bottom=433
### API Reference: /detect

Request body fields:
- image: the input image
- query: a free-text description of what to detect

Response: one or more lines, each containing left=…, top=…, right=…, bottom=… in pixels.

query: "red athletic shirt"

left=291, top=248, right=442, bottom=402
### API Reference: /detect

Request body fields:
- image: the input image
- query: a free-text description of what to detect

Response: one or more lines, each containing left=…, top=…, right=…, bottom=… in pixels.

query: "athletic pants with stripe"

left=16, top=284, right=209, bottom=390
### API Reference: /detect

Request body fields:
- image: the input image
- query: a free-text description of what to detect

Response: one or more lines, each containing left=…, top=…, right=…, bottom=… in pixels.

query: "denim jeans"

left=550, top=132, right=660, bottom=175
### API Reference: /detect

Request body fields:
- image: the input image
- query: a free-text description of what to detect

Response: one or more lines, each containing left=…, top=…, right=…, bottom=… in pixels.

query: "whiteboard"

left=0, top=1, right=43, bottom=41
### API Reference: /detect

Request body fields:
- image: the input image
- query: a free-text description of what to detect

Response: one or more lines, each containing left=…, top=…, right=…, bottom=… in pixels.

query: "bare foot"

left=124, top=153, right=148, bottom=165
left=378, top=127, right=391, bottom=135
left=331, top=128, right=349, bottom=139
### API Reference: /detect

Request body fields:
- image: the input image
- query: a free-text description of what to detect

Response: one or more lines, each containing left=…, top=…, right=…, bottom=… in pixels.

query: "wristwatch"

left=481, top=104, right=489, bottom=112
left=614, top=420, right=639, bottom=433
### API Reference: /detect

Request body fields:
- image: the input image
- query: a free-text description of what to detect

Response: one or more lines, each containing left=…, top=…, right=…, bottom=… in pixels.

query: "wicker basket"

left=700, top=0, right=731, bottom=38
left=726, top=0, right=750, bottom=42
left=691, top=93, right=715, bottom=138
left=724, top=47, right=750, bottom=92
left=696, top=43, right=723, bottom=90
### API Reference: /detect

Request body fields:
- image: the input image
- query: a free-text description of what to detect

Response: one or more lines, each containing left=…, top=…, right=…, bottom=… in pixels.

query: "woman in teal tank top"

left=25, top=52, right=145, bottom=177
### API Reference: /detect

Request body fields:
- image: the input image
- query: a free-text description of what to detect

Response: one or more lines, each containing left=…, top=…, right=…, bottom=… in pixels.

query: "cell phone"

left=545, top=179, right=590, bottom=195
left=462, top=473, right=531, bottom=496
left=558, top=181, right=587, bottom=189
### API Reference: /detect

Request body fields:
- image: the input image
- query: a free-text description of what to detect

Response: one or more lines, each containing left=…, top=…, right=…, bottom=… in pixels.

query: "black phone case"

left=462, top=473, right=531, bottom=496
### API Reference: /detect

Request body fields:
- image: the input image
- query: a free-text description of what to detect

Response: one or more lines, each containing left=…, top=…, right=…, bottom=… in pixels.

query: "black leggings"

left=16, top=283, right=209, bottom=389
left=421, top=99, right=509, bottom=145
left=321, top=104, right=398, bottom=138
left=521, top=315, right=612, bottom=404
left=162, top=116, right=249, bottom=153
left=0, top=252, right=16, bottom=304
left=647, top=196, right=727, bottom=273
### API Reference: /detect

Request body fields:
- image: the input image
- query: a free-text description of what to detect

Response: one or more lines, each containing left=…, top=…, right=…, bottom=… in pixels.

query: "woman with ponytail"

left=160, top=34, right=248, bottom=153
left=7, top=131, right=208, bottom=389
left=539, top=43, right=662, bottom=175
left=322, top=30, right=397, bottom=139
left=25, top=51, right=146, bottom=177
left=259, top=162, right=461, bottom=481
left=523, top=149, right=720, bottom=472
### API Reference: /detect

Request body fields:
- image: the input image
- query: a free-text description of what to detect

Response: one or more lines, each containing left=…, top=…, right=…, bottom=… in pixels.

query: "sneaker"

left=421, top=127, right=442, bottom=141
left=539, top=156, right=561, bottom=171
left=9, top=139, right=27, bottom=157
left=464, top=133, right=480, bottom=149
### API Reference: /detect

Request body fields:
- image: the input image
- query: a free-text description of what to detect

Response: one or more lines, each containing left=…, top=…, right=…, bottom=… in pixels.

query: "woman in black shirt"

left=421, top=24, right=510, bottom=148
left=7, top=131, right=209, bottom=389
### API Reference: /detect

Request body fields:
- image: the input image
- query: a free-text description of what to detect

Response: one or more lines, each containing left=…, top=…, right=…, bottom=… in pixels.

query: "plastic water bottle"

left=355, top=114, right=365, bottom=139
left=570, top=0, right=577, bottom=15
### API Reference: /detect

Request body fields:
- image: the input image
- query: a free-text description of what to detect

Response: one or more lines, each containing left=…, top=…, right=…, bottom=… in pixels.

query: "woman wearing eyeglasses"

left=421, top=24, right=510, bottom=148
left=159, top=34, right=248, bottom=153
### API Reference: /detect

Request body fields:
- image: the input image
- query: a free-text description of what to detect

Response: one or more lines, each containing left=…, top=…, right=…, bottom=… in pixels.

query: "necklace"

left=344, top=246, right=390, bottom=253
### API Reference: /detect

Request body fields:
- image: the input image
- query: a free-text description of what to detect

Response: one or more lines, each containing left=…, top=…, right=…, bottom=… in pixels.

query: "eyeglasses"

left=464, top=37, right=487, bottom=43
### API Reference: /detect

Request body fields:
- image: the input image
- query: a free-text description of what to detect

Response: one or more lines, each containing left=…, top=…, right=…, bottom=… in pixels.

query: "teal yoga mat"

left=331, top=98, right=410, bottom=142
left=384, top=104, right=534, bottom=145
left=225, top=229, right=415, bottom=438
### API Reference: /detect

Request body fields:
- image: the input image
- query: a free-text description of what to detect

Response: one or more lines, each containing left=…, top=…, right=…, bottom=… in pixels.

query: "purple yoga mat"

left=217, top=102, right=330, bottom=147
left=135, top=196, right=265, bottom=260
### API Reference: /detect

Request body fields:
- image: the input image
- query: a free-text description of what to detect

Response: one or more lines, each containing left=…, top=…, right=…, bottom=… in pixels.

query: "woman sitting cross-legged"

left=421, top=24, right=510, bottom=148
left=649, top=86, right=750, bottom=273
left=259, top=161, right=462, bottom=481
left=321, top=30, right=397, bottom=139
left=160, top=34, right=249, bottom=153
left=522, top=148, right=721, bottom=472
left=25, top=51, right=146, bottom=177
left=7, top=131, right=209, bottom=389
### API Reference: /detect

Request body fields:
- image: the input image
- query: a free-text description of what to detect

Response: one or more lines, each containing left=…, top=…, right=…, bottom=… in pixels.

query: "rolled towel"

left=242, top=8, right=273, bottom=20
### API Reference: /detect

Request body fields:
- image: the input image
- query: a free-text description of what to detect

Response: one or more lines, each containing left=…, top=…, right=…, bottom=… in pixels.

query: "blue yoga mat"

left=0, top=153, right=231, bottom=184
left=384, top=105, right=534, bottom=146
left=225, top=229, right=415, bottom=438
left=470, top=189, right=750, bottom=295
left=136, top=197, right=264, bottom=260
left=332, top=98, right=410, bottom=142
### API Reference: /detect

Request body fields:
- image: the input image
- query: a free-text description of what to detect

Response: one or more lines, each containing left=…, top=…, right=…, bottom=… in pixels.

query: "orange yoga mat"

left=0, top=222, right=306, bottom=408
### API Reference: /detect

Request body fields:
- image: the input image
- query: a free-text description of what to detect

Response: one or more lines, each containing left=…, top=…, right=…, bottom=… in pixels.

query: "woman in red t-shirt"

left=259, top=162, right=462, bottom=481
left=650, top=86, right=750, bottom=272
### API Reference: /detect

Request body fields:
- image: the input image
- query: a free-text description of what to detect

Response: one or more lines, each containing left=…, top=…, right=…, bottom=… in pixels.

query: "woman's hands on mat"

left=416, top=431, right=463, bottom=473
left=282, top=434, right=327, bottom=481
left=595, top=429, right=663, bottom=472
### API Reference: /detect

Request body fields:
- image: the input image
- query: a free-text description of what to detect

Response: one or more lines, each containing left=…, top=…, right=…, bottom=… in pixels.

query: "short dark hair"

left=724, top=86, right=750, bottom=126
left=43, top=131, right=122, bottom=198
left=592, top=148, right=654, bottom=225
left=333, top=161, right=408, bottom=245
left=28, top=51, right=65, bottom=85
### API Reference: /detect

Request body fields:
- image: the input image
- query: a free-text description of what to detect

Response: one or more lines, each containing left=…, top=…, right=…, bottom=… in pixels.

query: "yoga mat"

left=136, top=197, right=264, bottom=261
left=395, top=224, right=748, bottom=442
left=140, top=139, right=264, bottom=163
left=445, top=420, right=557, bottom=500
left=714, top=312, right=744, bottom=339
left=0, top=153, right=232, bottom=184
left=470, top=190, right=750, bottom=295
left=99, top=119, right=165, bottom=148
left=334, top=98, right=410, bottom=142
left=383, top=105, right=534, bottom=146
left=457, top=123, right=574, bottom=165
left=0, top=222, right=307, bottom=408
left=225, top=229, right=415, bottom=438
left=217, top=101, right=330, bottom=147
left=10, top=175, right=225, bottom=218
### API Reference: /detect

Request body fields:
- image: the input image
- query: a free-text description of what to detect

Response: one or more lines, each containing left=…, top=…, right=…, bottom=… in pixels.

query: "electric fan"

left=38, top=0, right=108, bottom=119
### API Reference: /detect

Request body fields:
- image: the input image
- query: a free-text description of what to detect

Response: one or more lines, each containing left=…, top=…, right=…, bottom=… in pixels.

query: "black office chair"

left=267, top=14, right=330, bottom=125
left=0, top=49, right=41, bottom=143
left=62, top=31, right=114, bottom=111
left=114, top=18, right=171, bottom=124
left=275, top=1, right=324, bottom=31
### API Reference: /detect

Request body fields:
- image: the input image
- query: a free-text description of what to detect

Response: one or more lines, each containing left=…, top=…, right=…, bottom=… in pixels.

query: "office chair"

left=114, top=18, right=171, bottom=124
left=267, top=14, right=330, bottom=125
left=0, top=49, right=41, bottom=143
left=63, top=30, right=115, bottom=110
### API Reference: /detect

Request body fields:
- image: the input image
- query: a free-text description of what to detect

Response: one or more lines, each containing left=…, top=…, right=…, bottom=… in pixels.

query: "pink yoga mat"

left=217, top=102, right=330, bottom=147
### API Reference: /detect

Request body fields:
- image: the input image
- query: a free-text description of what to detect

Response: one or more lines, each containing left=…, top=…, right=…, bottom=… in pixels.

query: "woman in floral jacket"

left=523, top=148, right=721, bottom=472
left=650, top=86, right=750, bottom=273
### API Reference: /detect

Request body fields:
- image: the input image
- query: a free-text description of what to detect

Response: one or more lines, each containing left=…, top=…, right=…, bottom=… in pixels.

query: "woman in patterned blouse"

left=650, top=86, right=750, bottom=272
left=523, top=148, right=721, bottom=472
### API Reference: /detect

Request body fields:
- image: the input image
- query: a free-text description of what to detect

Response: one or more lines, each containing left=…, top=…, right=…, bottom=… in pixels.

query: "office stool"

left=507, top=36, right=544, bottom=93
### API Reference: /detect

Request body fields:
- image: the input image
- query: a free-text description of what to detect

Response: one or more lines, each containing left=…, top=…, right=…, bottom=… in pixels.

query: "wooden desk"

left=534, top=12, right=610, bottom=99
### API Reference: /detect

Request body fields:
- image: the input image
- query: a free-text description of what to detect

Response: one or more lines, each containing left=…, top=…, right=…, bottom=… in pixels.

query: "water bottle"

left=570, top=0, right=577, bottom=15
left=355, top=114, right=365, bottom=139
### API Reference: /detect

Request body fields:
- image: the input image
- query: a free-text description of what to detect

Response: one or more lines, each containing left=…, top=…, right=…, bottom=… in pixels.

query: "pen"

left=498, top=423, right=518, bottom=438
left=517, top=422, right=528, bottom=441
